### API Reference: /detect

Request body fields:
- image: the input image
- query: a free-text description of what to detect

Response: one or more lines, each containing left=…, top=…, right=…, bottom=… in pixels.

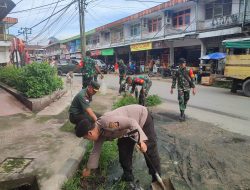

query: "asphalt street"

left=76, top=74, right=250, bottom=137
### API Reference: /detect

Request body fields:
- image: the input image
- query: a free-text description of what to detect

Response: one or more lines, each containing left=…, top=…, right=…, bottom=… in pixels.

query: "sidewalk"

left=0, top=77, right=116, bottom=190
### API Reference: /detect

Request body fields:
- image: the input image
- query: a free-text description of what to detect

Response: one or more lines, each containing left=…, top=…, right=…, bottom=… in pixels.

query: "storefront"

left=150, top=41, right=170, bottom=67
left=101, top=48, right=115, bottom=65
left=116, top=46, right=130, bottom=64
left=130, top=42, right=152, bottom=72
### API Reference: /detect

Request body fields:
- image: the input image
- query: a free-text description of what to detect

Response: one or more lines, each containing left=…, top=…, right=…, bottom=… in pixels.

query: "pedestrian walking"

left=118, top=59, right=127, bottom=84
left=69, top=81, right=100, bottom=125
left=170, top=58, right=196, bottom=122
left=81, top=51, right=104, bottom=89
left=76, top=104, right=161, bottom=184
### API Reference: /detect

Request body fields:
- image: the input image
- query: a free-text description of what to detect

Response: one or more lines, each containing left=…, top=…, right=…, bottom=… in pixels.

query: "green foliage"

left=0, top=63, right=63, bottom=98
left=146, top=95, right=162, bottom=107
left=112, top=96, right=138, bottom=109
left=0, top=65, right=22, bottom=87
left=60, top=121, right=75, bottom=133
left=62, top=141, right=118, bottom=190
left=112, top=95, right=162, bottom=109
left=16, top=63, right=63, bottom=98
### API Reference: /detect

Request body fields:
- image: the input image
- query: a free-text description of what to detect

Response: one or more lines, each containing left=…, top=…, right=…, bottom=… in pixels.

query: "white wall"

left=173, top=38, right=201, bottom=48
left=0, top=47, right=9, bottom=64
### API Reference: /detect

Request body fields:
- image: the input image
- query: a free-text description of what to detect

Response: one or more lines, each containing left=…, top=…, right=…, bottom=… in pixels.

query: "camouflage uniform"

left=171, top=67, right=195, bottom=114
left=130, top=76, right=152, bottom=97
left=118, top=60, right=127, bottom=85
left=81, top=56, right=97, bottom=89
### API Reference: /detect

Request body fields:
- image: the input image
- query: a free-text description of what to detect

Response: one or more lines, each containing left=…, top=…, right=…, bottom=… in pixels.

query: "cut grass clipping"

left=113, top=94, right=162, bottom=109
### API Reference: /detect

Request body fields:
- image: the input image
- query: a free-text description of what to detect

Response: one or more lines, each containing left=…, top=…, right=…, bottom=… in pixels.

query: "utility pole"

left=242, top=0, right=247, bottom=28
left=78, top=0, right=87, bottom=59
left=18, top=27, right=32, bottom=44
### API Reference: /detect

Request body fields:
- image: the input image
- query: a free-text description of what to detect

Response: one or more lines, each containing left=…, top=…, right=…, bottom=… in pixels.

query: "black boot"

left=121, top=170, right=134, bottom=182
left=179, top=110, right=185, bottom=122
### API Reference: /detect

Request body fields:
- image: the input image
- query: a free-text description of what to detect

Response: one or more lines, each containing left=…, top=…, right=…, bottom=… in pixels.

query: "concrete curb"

left=0, top=82, right=67, bottom=112
left=40, top=140, right=87, bottom=190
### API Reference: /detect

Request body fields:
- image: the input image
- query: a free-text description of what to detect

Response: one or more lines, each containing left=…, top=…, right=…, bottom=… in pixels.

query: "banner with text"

left=130, top=42, right=152, bottom=52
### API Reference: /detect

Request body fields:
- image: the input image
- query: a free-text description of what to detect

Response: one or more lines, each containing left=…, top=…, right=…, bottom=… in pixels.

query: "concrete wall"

left=0, top=41, right=11, bottom=64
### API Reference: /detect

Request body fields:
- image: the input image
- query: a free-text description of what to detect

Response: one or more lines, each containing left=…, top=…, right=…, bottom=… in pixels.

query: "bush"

left=0, top=65, right=22, bottom=87
left=16, top=63, right=63, bottom=98
left=0, top=63, right=63, bottom=98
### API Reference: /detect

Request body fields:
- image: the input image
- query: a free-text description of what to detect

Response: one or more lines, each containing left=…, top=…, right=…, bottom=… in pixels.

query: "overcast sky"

left=8, top=0, right=161, bottom=45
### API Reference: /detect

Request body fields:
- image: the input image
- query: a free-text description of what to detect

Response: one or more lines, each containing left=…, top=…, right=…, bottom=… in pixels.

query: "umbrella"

left=200, top=52, right=226, bottom=60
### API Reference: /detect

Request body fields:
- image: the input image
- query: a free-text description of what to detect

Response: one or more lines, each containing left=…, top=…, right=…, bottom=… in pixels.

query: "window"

left=104, top=32, right=110, bottom=41
left=205, top=0, right=232, bottom=20
left=148, top=17, right=162, bottom=32
left=173, top=9, right=190, bottom=28
left=131, top=24, right=140, bottom=36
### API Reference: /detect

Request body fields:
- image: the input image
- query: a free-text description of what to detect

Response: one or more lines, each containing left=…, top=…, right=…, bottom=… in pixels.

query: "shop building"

left=45, top=0, right=250, bottom=71
left=0, top=0, right=17, bottom=65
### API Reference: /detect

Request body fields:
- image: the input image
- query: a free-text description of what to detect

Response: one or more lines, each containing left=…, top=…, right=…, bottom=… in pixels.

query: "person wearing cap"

left=69, top=81, right=100, bottom=125
left=76, top=104, right=161, bottom=183
left=170, top=58, right=196, bottom=122
left=81, top=51, right=104, bottom=89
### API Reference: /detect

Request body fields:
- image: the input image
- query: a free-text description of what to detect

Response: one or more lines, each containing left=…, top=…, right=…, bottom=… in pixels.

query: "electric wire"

left=28, top=1, right=75, bottom=42
left=10, top=0, right=68, bottom=14
left=29, top=5, right=72, bottom=42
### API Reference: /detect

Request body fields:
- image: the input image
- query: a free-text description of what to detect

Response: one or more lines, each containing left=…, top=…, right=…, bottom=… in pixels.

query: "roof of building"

left=0, top=0, right=15, bottom=20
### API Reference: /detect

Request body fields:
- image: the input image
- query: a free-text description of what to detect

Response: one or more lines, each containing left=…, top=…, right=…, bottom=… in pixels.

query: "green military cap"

left=118, top=59, right=124, bottom=64
left=90, top=81, right=100, bottom=91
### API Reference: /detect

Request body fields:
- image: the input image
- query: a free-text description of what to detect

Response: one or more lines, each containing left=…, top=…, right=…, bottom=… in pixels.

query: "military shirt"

left=82, top=56, right=97, bottom=78
left=69, top=89, right=91, bottom=118
left=119, top=63, right=127, bottom=76
left=87, top=105, right=148, bottom=169
left=171, top=67, right=195, bottom=90
left=130, top=76, right=151, bottom=93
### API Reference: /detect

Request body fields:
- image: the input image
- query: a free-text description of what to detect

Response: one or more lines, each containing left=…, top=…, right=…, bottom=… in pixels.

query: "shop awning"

left=101, top=48, right=114, bottom=56
left=130, top=42, right=152, bottom=52
left=222, top=38, right=250, bottom=49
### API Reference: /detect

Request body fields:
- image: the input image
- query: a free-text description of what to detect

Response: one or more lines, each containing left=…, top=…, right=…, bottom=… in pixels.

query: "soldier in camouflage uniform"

left=81, top=51, right=104, bottom=89
left=171, top=58, right=196, bottom=122
left=118, top=59, right=127, bottom=85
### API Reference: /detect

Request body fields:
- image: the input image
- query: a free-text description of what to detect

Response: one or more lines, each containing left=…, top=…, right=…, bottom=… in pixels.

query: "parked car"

left=95, top=59, right=107, bottom=74
left=57, top=59, right=81, bottom=75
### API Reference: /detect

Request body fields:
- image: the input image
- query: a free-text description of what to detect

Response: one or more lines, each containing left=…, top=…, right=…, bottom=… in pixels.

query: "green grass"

left=60, top=120, right=75, bottom=133
left=112, top=94, right=162, bottom=109
left=112, top=96, right=138, bottom=110
left=146, top=95, right=162, bottom=107
left=62, top=141, right=118, bottom=190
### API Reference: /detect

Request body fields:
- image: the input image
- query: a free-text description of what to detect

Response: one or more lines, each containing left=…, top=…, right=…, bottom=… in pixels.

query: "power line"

left=40, top=0, right=61, bottom=35
left=30, top=0, right=76, bottom=29
left=16, top=0, right=24, bottom=5
left=9, top=0, right=68, bottom=14
left=29, top=2, right=74, bottom=42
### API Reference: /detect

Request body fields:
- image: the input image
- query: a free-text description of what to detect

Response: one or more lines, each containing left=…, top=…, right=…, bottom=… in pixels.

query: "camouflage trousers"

left=82, top=74, right=93, bottom=89
left=178, top=89, right=190, bottom=111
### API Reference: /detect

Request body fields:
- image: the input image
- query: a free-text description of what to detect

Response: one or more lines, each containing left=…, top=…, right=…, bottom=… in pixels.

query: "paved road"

left=76, top=74, right=250, bottom=136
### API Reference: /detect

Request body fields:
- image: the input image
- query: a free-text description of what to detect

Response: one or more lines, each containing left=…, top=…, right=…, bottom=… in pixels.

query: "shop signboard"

left=70, top=41, right=76, bottom=53
left=153, top=41, right=168, bottom=49
left=130, top=42, right=152, bottom=52
left=101, top=48, right=114, bottom=56
left=76, top=39, right=81, bottom=52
